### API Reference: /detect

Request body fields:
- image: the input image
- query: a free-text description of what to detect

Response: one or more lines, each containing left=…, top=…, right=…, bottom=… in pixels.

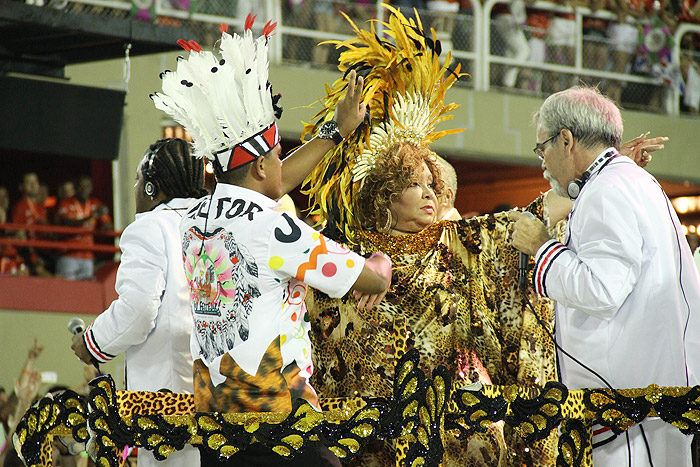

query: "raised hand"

left=620, top=132, right=668, bottom=168
left=335, top=69, right=366, bottom=138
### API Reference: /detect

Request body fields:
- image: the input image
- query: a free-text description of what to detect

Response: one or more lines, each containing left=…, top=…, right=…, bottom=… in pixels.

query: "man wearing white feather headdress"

left=153, top=15, right=394, bottom=466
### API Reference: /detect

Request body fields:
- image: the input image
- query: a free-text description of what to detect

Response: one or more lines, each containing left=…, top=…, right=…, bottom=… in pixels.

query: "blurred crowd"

left=278, top=0, right=700, bottom=112
left=0, top=173, right=113, bottom=279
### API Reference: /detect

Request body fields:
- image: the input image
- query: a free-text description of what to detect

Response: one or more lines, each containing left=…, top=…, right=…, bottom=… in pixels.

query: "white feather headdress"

left=151, top=16, right=282, bottom=173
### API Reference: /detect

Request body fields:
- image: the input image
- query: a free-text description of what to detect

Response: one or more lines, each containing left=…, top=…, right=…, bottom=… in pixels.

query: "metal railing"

left=0, top=223, right=121, bottom=254
left=52, top=0, right=700, bottom=116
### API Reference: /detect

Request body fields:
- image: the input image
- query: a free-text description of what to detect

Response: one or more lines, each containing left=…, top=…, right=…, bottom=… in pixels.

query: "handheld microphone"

left=518, top=212, right=537, bottom=291
left=67, top=317, right=101, bottom=372
left=67, top=317, right=85, bottom=335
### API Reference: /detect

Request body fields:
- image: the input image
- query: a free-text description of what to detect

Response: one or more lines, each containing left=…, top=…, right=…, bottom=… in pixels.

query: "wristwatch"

left=317, top=120, right=344, bottom=145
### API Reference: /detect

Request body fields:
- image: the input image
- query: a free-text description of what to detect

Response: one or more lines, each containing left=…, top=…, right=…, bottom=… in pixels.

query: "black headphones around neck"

left=567, top=151, right=616, bottom=200
left=143, top=140, right=170, bottom=199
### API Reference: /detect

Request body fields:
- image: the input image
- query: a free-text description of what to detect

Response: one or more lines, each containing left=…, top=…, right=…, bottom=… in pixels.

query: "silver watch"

left=317, top=120, right=344, bottom=145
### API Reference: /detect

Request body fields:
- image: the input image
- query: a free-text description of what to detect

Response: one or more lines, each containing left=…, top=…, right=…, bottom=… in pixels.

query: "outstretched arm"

left=280, top=70, right=366, bottom=195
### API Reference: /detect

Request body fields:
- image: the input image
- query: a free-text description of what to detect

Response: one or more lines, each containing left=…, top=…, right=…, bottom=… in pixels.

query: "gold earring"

left=379, top=208, right=393, bottom=234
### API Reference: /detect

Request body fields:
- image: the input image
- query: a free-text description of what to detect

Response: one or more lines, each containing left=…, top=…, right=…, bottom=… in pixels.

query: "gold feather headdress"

left=301, top=3, right=466, bottom=244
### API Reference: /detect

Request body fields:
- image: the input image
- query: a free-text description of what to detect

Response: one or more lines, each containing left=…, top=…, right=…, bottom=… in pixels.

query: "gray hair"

left=534, top=86, right=623, bottom=149
left=436, top=156, right=458, bottom=201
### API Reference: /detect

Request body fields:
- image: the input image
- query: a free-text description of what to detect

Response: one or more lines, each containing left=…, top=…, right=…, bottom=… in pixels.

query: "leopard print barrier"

left=14, top=359, right=700, bottom=466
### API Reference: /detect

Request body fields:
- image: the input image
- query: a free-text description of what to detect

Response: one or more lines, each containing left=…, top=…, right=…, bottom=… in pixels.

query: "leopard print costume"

left=307, top=197, right=559, bottom=466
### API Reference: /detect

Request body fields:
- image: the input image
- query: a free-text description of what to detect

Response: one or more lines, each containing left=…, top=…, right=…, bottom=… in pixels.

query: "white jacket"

left=83, top=198, right=199, bottom=466
left=534, top=152, right=700, bottom=466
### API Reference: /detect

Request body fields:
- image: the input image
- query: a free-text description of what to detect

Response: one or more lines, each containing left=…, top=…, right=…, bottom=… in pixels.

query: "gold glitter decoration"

left=281, top=434, right=304, bottom=449
left=358, top=407, right=380, bottom=420
left=67, top=413, right=84, bottom=426
left=590, top=391, right=613, bottom=406
left=541, top=403, right=558, bottom=417
left=401, top=421, right=415, bottom=437
left=644, top=384, right=663, bottom=404
left=397, top=361, right=414, bottom=386
left=244, top=419, right=259, bottom=433
left=220, top=445, right=239, bottom=456
left=38, top=405, right=50, bottom=426
left=65, top=398, right=82, bottom=409
left=503, top=385, right=518, bottom=403
left=684, top=409, right=700, bottom=423
left=339, top=438, right=361, bottom=453
left=272, top=445, right=292, bottom=457
left=517, top=423, right=534, bottom=436
left=674, top=420, right=690, bottom=430
left=17, top=428, right=26, bottom=444
left=94, top=395, right=107, bottom=412
left=417, top=428, right=429, bottom=447
left=351, top=423, right=373, bottom=437
left=360, top=227, right=444, bottom=258
left=459, top=393, right=480, bottom=406
left=101, top=435, right=115, bottom=447
left=158, top=445, right=176, bottom=457
left=207, top=434, right=226, bottom=449
left=532, top=414, right=546, bottom=430
left=403, top=400, right=418, bottom=418
left=147, top=434, right=164, bottom=445
left=329, top=446, right=348, bottom=458
left=27, top=413, right=37, bottom=432
left=95, top=419, right=110, bottom=433
left=561, top=444, right=573, bottom=464
left=198, top=415, right=221, bottom=431
left=137, top=417, right=158, bottom=430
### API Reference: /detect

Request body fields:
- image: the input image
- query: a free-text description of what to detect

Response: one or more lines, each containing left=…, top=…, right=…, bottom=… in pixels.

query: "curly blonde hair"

left=356, top=143, right=445, bottom=233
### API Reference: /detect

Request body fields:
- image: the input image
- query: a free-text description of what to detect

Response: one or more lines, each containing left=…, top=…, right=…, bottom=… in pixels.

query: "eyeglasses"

left=533, top=134, right=558, bottom=159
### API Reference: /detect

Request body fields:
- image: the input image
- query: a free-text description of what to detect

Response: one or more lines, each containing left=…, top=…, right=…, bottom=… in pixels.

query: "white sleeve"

left=532, top=184, right=642, bottom=319
left=266, top=213, right=365, bottom=298
left=84, top=219, right=167, bottom=363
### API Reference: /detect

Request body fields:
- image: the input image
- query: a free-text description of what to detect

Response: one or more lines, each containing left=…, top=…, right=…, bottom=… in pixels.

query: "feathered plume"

left=301, top=3, right=467, bottom=244
left=151, top=15, right=281, bottom=171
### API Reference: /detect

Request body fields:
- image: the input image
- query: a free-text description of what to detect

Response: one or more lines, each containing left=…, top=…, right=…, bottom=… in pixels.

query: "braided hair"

left=143, top=138, right=208, bottom=200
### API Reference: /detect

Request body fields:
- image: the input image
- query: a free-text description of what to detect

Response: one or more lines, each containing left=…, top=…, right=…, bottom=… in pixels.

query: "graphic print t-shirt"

left=180, top=184, right=364, bottom=413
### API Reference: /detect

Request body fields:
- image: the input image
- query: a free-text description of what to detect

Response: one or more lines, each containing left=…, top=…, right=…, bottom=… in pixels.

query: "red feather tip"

left=262, top=20, right=277, bottom=37
left=219, top=23, right=228, bottom=33
left=244, top=13, right=257, bottom=31
left=176, top=39, right=192, bottom=52
left=188, top=40, right=202, bottom=52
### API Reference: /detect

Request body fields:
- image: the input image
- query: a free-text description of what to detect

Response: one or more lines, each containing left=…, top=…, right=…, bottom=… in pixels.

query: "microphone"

left=67, top=317, right=85, bottom=335
left=518, top=252, right=529, bottom=291
left=67, top=317, right=101, bottom=372
left=518, top=212, right=537, bottom=292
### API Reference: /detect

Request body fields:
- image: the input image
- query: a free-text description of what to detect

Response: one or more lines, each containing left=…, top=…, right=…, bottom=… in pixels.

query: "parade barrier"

left=13, top=349, right=700, bottom=466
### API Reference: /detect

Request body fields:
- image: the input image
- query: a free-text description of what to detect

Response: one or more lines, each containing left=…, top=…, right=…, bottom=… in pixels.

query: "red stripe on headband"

left=261, top=122, right=279, bottom=148
left=228, top=146, right=258, bottom=171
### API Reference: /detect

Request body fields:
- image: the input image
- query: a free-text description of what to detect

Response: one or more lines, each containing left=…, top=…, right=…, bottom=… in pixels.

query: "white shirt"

left=533, top=151, right=700, bottom=465
left=180, top=184, right=365, bottom=409
left=84, top=199, right=195, bottom=393
left=83, top=198, right=199, bottom=466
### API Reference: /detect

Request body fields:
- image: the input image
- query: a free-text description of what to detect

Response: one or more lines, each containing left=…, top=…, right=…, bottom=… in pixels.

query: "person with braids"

left=70, top=138, right=206, bottom=466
